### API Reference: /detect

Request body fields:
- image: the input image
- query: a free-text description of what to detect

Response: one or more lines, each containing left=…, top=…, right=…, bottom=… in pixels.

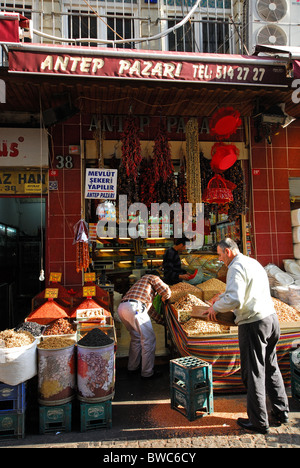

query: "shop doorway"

left=0, top=197, right=45, bottom=328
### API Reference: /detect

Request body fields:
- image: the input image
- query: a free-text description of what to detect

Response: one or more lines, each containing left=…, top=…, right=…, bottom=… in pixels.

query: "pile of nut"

left=272, top=298, right=300, bottom=323
left=0, top=329, right=35, bottom=348
left=43, top=318, right=76, bottom=336
left=173, top=294, right=207, bottom=322
left=169, top=282, right=203, bottom=303
left=181, top=318, right=230, bottom=336
left=196, top=278, right=226, bottom=301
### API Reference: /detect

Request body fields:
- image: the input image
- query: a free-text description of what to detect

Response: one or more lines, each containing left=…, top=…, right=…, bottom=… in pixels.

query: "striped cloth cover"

left=164, top=304, right=300, bottom=393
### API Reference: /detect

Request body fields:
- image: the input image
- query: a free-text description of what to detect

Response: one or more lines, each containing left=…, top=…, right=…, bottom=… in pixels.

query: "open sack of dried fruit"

left=0, top=329, right=37, bottom=385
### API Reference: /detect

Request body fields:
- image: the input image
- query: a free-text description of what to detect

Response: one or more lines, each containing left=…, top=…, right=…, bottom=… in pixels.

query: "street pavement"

left=0, top=361, right=299, bottom=450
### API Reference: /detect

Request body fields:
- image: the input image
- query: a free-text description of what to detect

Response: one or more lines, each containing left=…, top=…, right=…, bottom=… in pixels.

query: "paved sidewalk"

left=0, top=363, right=299, bottom=449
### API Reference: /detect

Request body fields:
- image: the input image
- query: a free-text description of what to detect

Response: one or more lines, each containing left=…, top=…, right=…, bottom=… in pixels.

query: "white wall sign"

left=0, top=128, right=48, bottom=167
left=85, top=168, right=118, bottom=199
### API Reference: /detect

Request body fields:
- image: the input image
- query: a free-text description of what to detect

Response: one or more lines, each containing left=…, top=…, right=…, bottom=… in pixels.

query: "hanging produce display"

left=210, top=142, right=239, bottom=173
left=177, top=158, right=188, bottom=206
left=186, top=118, right=201, bottom=206
left=139, top=157, right=157, bottom=209
left=120, top=114, right=142, bottom=182
left=209, top=106, right=242, bottom=140
left=151, top=122, right=178, bottom=205
left=73, top=219, right=90, bottom=273
left=152, top=123, right=174, bottom=183
left=117, top=114, right=141, bottom=208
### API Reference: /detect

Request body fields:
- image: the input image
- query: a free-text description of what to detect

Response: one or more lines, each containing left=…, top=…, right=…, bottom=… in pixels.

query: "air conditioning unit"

left=249, top=0, right=300, bottom=53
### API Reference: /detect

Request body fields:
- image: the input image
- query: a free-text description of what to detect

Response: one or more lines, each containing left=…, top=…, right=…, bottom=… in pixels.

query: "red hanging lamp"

left=209, top=107, right=242, bottom=140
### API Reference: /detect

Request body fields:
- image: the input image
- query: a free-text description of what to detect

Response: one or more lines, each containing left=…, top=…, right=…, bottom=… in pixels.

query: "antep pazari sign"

left=8, top=48, right=289, bottom=87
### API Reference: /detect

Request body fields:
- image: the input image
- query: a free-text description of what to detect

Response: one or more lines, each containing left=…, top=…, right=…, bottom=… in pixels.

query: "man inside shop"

left=162, top=236, right=191, bottom=285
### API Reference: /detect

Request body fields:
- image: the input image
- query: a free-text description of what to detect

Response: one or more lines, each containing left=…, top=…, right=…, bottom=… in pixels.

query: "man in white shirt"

left=205, top=238, right=289, bottom=434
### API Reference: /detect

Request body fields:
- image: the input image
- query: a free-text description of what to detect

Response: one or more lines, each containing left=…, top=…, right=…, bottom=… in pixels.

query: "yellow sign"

left=49, top=272, right=62, bottom=283
left=84, top=272, right=96, bottom=283
left=0, top=169, right=48, bottom=194
left=44, top=288, right=59, bottom=299
left=83, top=286, right=96, bottom=297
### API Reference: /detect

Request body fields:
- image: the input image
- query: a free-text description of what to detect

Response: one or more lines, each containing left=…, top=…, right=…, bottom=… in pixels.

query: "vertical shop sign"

left=85, top=168, right=117, bottom=199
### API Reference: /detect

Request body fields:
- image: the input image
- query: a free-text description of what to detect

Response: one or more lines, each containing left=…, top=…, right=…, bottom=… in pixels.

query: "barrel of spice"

left=77, top=328, right=115, bottom=403
left=37, top=337, right=76, bottom=405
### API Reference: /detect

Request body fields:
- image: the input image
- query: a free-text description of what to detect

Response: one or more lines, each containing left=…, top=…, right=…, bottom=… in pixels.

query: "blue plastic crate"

left=171, top=385, right=214, bottom=421
left=0, top=382, right=26, bottom=413
left=170, top=357, right=213, bottom=392
left=39, top=402, right=72, bottom=434
left=80, top=400, right=112, bottom=431
left=0, top=410, right=25, bottom=439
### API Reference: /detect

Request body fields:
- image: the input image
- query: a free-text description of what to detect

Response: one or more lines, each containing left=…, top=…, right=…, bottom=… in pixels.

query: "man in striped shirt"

left=118, top=274, right=171, bottom=379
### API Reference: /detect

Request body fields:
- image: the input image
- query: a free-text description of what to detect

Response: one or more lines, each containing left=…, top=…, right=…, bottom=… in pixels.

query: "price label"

left=44, top=288, right=59, bottom=299
left=49, top=272, right=62, bottom=283
left=83, top=286, right=96, bottom=297
left=84, top=272, right=96, bottom=283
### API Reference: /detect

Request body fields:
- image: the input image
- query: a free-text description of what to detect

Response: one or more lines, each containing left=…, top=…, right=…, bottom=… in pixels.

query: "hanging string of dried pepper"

left=177, top=157, right=188, bottom=206
left=139, top=158, right=156, bottom=209
left=73, top=219, right=90, bottom=273
left=120, top=114, right=142, bottom=182
left=151, top=122, right=178, bottom=205
left=152, top=123, right=175, bottom=184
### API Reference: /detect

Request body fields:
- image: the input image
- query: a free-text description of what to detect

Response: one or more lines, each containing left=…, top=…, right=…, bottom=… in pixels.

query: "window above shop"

left=0, top=0, right=244, bottom=53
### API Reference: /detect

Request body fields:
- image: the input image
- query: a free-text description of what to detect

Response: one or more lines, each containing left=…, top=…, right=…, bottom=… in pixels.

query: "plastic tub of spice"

left=37, top=337, right=76, bottom=406
left=77, top=328, right=115, bottom=403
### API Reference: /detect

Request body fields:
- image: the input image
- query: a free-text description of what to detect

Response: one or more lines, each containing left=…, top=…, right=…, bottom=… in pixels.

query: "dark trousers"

left=238, top=313, right=289, bottom=428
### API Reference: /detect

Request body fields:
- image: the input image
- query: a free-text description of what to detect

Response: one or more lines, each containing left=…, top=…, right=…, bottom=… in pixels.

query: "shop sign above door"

left=0, top=168, right=48, bottom=194
left=0, top=128, right=48, bottom=167
left=8, top=49, right=289, bottom=87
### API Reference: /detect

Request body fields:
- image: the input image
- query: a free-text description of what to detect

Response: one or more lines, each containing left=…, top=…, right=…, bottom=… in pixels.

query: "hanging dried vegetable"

left=117, top=163, right=140, bottom=208
left=151, top=123, right=178, bottom=205
left=120, top=114, right=142, bottom=182
left=73, top=219, right=90, bottom=273
left=177, top=157, right=188, bottom=206
left=223, top=160, right=246, bottom=220
left=186, top=118, right=201, bottom=207
left=139, top=157, right=157, bottom=209
left=152, top=123, right=174, bottom=183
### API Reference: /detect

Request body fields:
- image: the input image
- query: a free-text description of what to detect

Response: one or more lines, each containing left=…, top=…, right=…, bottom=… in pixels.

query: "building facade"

left=0, top=0, right=300, bottom=325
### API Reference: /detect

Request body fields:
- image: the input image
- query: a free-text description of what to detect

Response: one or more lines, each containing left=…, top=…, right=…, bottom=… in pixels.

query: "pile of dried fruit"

left=43, top=318, right=76, bottom=336
left=0, top=329, right=35, bottom=348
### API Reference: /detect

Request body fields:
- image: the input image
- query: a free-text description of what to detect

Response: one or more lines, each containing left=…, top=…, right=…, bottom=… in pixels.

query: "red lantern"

left=202, top=174, right=236, bottom=205
left=210, top=142, right=239, bottom=173
left=209, top=107, right=242, bottom=140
